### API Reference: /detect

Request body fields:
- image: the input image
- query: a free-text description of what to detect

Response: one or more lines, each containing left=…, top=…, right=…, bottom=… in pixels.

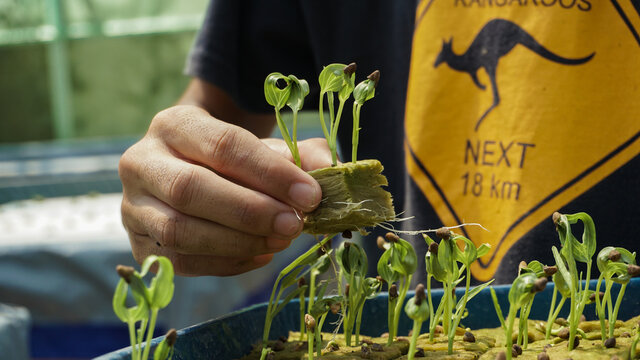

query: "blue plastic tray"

left=96, top=278, right=640, bottom=359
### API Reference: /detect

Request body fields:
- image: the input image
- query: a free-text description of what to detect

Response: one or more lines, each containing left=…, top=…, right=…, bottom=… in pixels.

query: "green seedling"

left=351, top=70, right=379, bottom=163
left=153, top=329, right=177, bottom=360
left=113, top=255, right=175, bottom=360
left=494, top=272, right=547, bottom=360
left=336, top=240, right=382, bottom=346
left=551, top=211, right=597, bottom=350
left=264, top=72, right=310, bottom=167
left=260, top=234, right=335, bottom=360
left=423, top=228, right=492, bottom=354
left=305, top=313, right=316, bottom=360
left=545, top=268, right=570, bottom=339
left=515, top=261, right=555, bottom=349
left=318, top=63, right=356, bottom=166
left=595, top=246, right=639, bottom=343
left=309, top=295, right=342, bottom=358
left=404, top=284, right=429, bottom=360
left=377, top=232, right=417, bottom=346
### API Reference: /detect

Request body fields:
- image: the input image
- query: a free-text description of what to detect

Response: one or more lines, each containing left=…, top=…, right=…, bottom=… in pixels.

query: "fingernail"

left=267, top=237, right=291, bottom=250
left=289, top=182, right=318, bottom=210
left=274, top=212, right=302, bottom=238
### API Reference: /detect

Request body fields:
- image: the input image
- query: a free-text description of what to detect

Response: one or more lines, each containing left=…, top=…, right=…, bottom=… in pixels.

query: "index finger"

left=151, top=106, right=322, bottom=212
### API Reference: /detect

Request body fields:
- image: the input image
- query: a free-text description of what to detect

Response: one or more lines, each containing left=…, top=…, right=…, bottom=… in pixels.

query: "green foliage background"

left=0, top=0, right=209, bottom=143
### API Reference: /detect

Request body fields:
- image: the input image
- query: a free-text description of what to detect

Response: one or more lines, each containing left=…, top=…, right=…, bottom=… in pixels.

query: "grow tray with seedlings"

left=98, top=65, right=640, bottom=360
left=98, top=278, right=640, bottom=360
left=99, top=210, right=640, bottom=360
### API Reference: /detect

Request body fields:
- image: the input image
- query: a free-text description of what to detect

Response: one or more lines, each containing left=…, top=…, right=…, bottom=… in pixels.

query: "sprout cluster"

left=490, top=211, right=640, bottom=359
left=264, top=63, right=379, bottom=167
left=112, top=255, right=177, bottom=360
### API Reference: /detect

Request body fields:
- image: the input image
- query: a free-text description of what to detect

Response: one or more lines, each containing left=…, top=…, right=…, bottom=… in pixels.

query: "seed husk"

left=543, top=265, right=558, bottom=276
left=367, top=70, right=380, bottom=87
left=415, top=284, right=426, bottom=305
left=537, top=352, right=550, bottom=360
left=463, top=331, right=475, bottom=342
left=628, top=264, right=640, bottom=276
left=371, top=343, right=384, bottom=352
left=272, top=339, right=285, bottom=351
left=428, top=241, right=438, bottom=255
left=342, top=230, right=352, bottom=239
left=389, top=284, right=398, bottom=299
left=557, top=328, right=569, bottom=339
left=435, top=227, right=451, bottom=239
left=266, top=350, right=275, bottom=360
left=608, top=250, right=621, bottom=262
left=298, top=277, right=306, bottom=288
left=343, top=62, right=357, bottom=76
left=414, top=348, right=425, bottom=357
left=518, top=261, right=528, bottom=273
left=497, top=351, right=507, bottom=360
left=552, top=212, right=562, bottom=225
left=165, top=328, right=177, bottom=346
left=116, top=265, right=135, bottom=283
left=513, top=343, right=523, bottom=355
left=385, top=232, right=399, bottom=243
left=377, top=236, right=387, bottom=250
left=304, top=314, right=315, bottom=330
left=569, top=336, right=580, bottom=349
left=511, top=347, right=519, bottom=357
left=532, top=278, right=548, bottom=293
left=604, top=337, right=616, bottom=348
left=589, top=291, right=605, bottom=302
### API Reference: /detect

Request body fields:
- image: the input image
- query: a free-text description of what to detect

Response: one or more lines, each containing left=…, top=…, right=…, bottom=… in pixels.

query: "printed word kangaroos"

left=434, top=18, right=595, bottom=131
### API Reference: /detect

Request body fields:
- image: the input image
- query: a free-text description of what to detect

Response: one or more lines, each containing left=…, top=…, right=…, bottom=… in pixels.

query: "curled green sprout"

left=500, top=272, right=547, bottom=360
left=260, top=234, right=335, bottom=360
left=424, top=229, right=492, bottom=354
left=309, top=296, right=342, bottom=357
left=551, top=211, right=596, bottom=350
left=515, top=261, right=554, bottom=349
left=595, top=246, right=639, bottom=343
left=113, top=255, right=175, bottom=360
left=336, top=241, right=382, bottom=346
left=264, top=72, right=309, bottom=167
left=153, top=329, right=177, bottom=360
left=318, top=63, right=356, bottom=166
left=377, top=232, right=417, bottom=346
left=351, top=70, right=379, bottom=163
left=405, top=284, right=429, bottom=360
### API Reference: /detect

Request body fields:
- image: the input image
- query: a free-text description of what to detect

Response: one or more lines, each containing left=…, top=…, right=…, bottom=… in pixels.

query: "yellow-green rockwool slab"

left=303, top=159, right=395, bottom=235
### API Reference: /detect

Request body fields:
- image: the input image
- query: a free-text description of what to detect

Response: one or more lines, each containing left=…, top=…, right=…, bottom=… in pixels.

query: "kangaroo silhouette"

left=434, top=18, right=595, bottom=131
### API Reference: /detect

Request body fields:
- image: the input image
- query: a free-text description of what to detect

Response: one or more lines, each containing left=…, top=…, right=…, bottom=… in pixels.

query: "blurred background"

left=0, top=1, right=323, bottom=358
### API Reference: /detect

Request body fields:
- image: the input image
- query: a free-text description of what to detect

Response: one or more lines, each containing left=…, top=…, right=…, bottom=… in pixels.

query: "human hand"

left=119, top=105, right=330, bottom=276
